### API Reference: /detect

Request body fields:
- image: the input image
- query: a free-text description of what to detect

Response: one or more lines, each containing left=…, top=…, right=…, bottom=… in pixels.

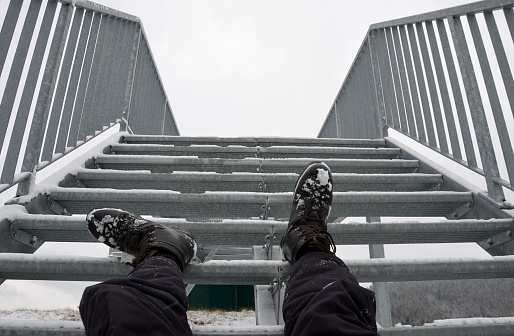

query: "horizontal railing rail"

left=319, top=0, right=514, bottom=204
left=0, top=0, right=179, bottom=196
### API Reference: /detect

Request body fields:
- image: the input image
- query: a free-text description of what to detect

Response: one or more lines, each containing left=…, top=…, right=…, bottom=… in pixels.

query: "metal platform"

left=1, top=134, right=513, bottom=336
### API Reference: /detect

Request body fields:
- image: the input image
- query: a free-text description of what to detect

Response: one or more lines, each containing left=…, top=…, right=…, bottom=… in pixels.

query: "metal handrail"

left=0, top=0, right=179, bottom=196
left=319, top=0, right=514, bottom=203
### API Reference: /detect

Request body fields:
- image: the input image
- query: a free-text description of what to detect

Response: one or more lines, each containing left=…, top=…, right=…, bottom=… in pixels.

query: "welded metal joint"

left=448, top=201, right=473, bottom=219
left=259, top=175, right=266, bottom=192
left=10, top=222, right=43, bottom=249
left=48, top=196, right=67, bottom=215
left=259, top=196, right=270, bottom=220
left=480, top=227, right=514, bottom=251
left=263, top=225, right=276, bottom=260
left=267, top=266, right=284, bottom=324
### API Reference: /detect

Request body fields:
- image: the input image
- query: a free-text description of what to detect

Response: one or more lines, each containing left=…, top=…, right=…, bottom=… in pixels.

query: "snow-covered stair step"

left=122, top=135, right=387, bottom=148
left=0, top=321, right=85, bottom=336
left=1, top=319, right=513, bottom=336
left=0, top=321, right=285, bottom=336
left=94, top=155, right=420, bottom=174
left=109, top=144, right=401, bottom=160
left=28, top=189, right=473, bottom=219
left=1, top=254, right=513, bottom=283
left=71, top=171, right=443, bottom=192
left=8, top=215, right=512, bottom=246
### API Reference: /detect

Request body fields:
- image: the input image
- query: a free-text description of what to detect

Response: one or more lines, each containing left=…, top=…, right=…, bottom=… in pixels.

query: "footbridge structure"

left=0, top=0, right=513, bottom=335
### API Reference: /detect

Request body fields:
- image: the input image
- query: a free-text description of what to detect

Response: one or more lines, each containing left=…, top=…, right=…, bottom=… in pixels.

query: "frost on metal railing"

left=0, top=0, right=179, bottom=195
left=319, top=0, right=514, bottom=203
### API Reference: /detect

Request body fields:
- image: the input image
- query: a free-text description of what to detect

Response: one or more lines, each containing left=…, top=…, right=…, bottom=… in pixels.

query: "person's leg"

left=80, top=256, right=192, bottom=336
left=283, top=252, right=379, bottom=336
left=281, top=162, right=379, bottom=336
left=80, top=208, right=196, bottom=336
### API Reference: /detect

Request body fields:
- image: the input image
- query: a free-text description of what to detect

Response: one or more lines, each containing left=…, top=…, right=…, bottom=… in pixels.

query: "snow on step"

left=8, top=214, right=512, bottom=246
left=73, top=171, right=443, bottom=192
left=109, top=144, right=401, bottom=160
left=1, top=319, right=513, bottom=335
left=1, top=254, right=513, bottom=283
left=121, top=135, right=387, bottom=148
left=93, top=155, right=420, bottom=174
left=42, top=189, right=471, bottom=218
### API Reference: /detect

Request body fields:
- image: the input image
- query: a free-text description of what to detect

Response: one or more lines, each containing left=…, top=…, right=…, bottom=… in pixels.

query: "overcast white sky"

left=0, top=0, right=502, bottom=310
left=89, top=0, right=482, bottom=138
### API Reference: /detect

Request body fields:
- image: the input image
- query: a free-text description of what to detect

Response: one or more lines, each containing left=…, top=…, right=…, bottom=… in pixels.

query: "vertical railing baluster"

left=41, top=6, right=85, bottom=162
left=18, top=2, right=74, bottom=196
left=80, top=13, right=108, bottom=140
left=504, top=7, right=514, bottom=43
left=1, top=0, right=58, bottom=185
left=369, top=31, right=387, bottom=138
left=391, top=26, right=416, bottom=138
left=407, top=23, right=438, bottom=148
left=160, top=98, right=167, bottom=135
left=114, top=21, right=133, bottom=123
left=467, top=13, right=514, bottom=186
left=416, top=22, right=449, bottom=153
left=363, top=37, right=382, bottom=139
left=436, top=19, right=477, bottom=167
left=0, top=0, right=23, bottom=76
left=0, top=0, right=42, bottom=156
left=425, top=20, right=461, bottom=160
left=351, top=70, right=361, bottom=138
left=56, top=8, right=93, bottom=155
left=448, top=15, right=505, bottom=202
left=385, top=27, right=405, bottom=131
left=149, top=66, right=161, bottom=135
left=105, top=19, right=127, bottom=125
left=399, top=25, right=426, bottom=143
left=484, top=11, right=514, bottom=118
left=129, top=33, right=149, bottom=132
left=376, top=28, right=396, bottom=128
left=69, top=11, right=101, bottom=146
left=142, top=43, right=155, bottom=133
left=90, top=15, right=115, bottom=133
left=96, top=16, right=118, bottom=127
left=334, top=105, right=341, bottom=139
left=123, top=24, right=141, bottom=132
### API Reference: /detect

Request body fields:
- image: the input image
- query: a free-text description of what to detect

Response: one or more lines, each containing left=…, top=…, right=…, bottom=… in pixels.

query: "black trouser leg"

left=283, top=252, right=380, bottom=336
left=80, top=256, right=192, bottom=336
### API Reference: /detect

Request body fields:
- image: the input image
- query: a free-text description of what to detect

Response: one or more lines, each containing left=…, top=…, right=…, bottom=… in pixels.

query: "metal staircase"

left=1, top=134, right=513, bottom=335
left=1, top=0, right=514, bottom=334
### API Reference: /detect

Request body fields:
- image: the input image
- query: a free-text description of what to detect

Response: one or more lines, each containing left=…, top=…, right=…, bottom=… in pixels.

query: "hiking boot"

left=281, top=162, right=336, bottom=264
left=86, top=208, right=196, bottom=270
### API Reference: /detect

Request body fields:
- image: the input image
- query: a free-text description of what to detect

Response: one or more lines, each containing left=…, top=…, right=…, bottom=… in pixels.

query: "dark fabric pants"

left=80, top=253, right=379, bottom=336
left=80, top=257, right=192, bottom=336
left=283, top=252, right=380, bottom=336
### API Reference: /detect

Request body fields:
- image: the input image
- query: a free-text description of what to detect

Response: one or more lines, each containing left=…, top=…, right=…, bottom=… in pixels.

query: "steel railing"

left=319, top=0, right=514, bottom=204
left=0, top=0, right=179, bottom=196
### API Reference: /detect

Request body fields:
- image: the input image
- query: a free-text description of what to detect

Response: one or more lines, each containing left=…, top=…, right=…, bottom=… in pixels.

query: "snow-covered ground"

left=0, top=309, right=81, bottom=322
left=0, top=308, right=256, bottom=327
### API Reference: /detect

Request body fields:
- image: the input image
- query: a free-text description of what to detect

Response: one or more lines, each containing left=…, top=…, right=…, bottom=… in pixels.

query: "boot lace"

left=126, top=226, right=159, bottom=267
left=296, top=223, right=336, bottom=255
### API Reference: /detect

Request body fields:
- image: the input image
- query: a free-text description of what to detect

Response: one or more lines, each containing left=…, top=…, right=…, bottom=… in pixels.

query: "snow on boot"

left=86, top=208, right=196, bottom=270
left=281, top=162, right=336, bottom=264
